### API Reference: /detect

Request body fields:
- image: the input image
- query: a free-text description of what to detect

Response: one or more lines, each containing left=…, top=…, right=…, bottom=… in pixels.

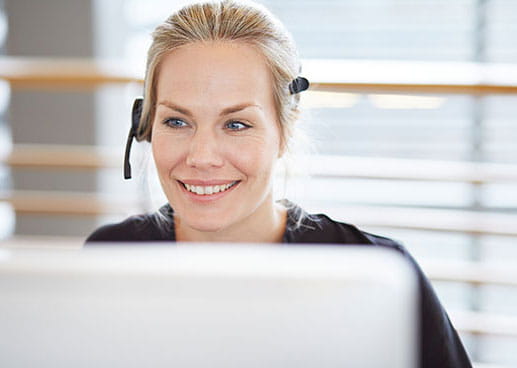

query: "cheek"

left=151, top=131, right=182, bottom=175
left=227, top=135, right=280, bottom=178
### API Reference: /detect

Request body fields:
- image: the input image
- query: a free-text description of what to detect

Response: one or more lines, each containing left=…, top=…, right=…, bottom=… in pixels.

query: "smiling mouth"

left=179, top=181, right=240, bottom=196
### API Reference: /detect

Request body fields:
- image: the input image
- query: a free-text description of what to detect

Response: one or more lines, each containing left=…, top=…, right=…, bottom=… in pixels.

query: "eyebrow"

left=157, top=100, right=262, bottom=117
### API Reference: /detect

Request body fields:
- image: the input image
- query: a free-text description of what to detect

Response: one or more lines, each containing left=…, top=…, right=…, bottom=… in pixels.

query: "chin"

left=183, top=215, right=231, bottom=234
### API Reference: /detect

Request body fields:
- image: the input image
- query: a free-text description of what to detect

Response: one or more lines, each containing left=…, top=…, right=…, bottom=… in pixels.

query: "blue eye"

left=163, top=118, right=188, bottom=128
left=226, top=120, right=250, bottom=131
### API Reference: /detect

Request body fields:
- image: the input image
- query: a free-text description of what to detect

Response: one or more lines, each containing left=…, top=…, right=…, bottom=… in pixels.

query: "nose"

left=185, top=128, right=224, bottom=169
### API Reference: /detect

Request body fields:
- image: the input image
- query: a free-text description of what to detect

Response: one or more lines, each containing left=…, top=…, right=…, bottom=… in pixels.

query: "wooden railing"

left=4, top=144, right=120, bottom=169
left=2, top=56, right=517, bottom=94
left=303, top=59, right=517, bottom=95
left=0, top=57, right=141, bottom=89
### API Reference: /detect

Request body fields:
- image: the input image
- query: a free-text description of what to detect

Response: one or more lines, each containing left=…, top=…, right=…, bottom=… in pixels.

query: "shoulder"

left=85, top=205, right=174, bottom=244
left=284, top=204, right=471, bottom=366
left=284, top=205, right=403, bottom=251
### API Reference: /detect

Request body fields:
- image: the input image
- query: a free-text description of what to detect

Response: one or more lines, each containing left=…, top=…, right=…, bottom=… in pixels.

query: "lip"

left=180, top=179, right=238, bottom=186
left=177, top=179, right=240, bottom=202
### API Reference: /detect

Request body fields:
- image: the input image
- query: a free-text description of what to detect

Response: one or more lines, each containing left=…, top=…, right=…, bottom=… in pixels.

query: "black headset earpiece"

left=288, top=76, right=310, bottom=94
left=123, top=97, right=144, bottom=180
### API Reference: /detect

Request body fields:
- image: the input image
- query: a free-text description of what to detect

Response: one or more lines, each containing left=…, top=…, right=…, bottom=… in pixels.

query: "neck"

left=175, top=197, right=287, bottom=243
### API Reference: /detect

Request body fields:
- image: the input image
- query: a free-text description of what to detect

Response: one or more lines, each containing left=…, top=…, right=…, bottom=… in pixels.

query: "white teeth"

left=183, top=181, right=237, bottom=196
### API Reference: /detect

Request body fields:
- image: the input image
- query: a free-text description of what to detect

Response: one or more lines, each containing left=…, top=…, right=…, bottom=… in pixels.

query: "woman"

left=86, top=1, right=471, bottom=367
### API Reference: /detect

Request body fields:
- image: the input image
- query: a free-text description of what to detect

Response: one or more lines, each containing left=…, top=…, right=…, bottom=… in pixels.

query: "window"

left=91, top=1, right=517, bottom=365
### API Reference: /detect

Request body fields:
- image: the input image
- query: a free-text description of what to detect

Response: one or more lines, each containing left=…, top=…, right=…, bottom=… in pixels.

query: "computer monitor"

left=0, top=244, right=418, bottom=368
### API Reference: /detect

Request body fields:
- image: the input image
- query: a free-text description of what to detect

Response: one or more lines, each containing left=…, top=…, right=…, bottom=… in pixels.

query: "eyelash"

left=225, top=120, right=251, bottom=131
left=161, top=118, right=251, bottom=131
left=162, top=118, right=188, bottom=129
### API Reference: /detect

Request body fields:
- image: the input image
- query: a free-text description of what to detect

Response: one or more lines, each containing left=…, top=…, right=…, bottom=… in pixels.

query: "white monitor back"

left=0, top=244, right=418, bottom=368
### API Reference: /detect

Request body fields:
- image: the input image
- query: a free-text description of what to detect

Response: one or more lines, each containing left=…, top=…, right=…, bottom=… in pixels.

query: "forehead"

left=155, top=41, right=275, bottom=109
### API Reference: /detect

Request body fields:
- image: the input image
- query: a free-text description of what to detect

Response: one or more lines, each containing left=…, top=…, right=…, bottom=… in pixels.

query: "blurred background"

left=0, top=0, right=516, bottom=366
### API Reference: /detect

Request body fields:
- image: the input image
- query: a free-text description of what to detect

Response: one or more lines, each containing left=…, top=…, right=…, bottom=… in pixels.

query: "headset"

left=123, top=76, right=309, bottom=180
left=124, top=98, right=144, bottom=180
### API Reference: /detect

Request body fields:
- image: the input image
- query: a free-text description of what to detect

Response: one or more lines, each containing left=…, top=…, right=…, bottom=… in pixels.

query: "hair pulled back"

left=137, top=0, right=302, bottom=153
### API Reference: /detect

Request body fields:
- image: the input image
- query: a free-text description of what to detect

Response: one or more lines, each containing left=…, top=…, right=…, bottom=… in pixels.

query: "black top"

left=86, top=203, right=472, bottom=368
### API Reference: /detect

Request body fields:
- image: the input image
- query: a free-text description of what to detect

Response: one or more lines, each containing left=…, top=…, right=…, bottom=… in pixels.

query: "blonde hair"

left=136, top=0, right=302, bottom=154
